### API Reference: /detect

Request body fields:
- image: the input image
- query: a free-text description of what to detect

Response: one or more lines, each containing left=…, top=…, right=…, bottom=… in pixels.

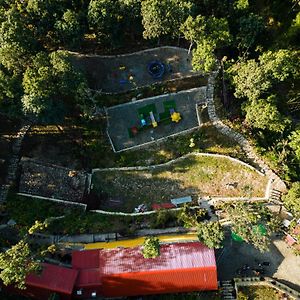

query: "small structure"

left=4, top=264, right=78, bottom=300
left=72, top=242, right=218, bottom=298
left=171, top=196, right=192, bottom=207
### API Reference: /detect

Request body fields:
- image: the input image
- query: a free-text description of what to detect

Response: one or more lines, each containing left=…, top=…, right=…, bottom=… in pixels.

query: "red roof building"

left=3, top=242, right=218, bottom=299
left=3, top=263, right=78, bottom=300
left=72, top=242, right=218, bottom=298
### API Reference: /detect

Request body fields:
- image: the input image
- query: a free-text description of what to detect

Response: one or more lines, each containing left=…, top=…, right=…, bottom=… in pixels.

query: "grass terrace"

left=92, top=154, right=268, bottom=212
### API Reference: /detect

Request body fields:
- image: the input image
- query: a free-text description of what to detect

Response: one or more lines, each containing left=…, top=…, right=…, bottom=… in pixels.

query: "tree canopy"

left=21, top=51, right=88, bottom=121
left=243, top=96, right=291, bottom=133
left=141, top=236, right=160, bottom=258
left=141, top=0, right=193, bottom=40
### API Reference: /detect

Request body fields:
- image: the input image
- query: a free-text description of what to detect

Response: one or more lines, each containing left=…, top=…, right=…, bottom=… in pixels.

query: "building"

left=3, top=263, right=78, bottom=300
left=3, top=242, right=218, bottom=299
left=72, top=242, right=218, bottom=298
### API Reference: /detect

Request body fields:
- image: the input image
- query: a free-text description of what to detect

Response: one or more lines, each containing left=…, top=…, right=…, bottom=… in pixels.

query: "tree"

left=236, top=13, right=264, bottom=51
left=282, top=182, right=300, bottom=217
left=289, top=129, right=300, bottom=160
left=177, top=205, right=205, bottom=228
left=230, top=50, right=300, bottom=101
left=197, top=221, right=224, bottom=249
left=22, top=51, right=89, bottom=121
left=54, top=9, right=82, bottom=48
left=243, top=96, right=291, bottom=133
left=180, top=15, right=230, bottom=72
left=0, top=67, right=23, bottom=116
left=141, top=0, right=193, bottom=40
left=141, top=236, right=160, bottom=258
left=0, top=220, right=53, bottom=290
left=0, top=7, right=37, bottom=74
left=229, top=60, right=271, bottom=101
left=226, top=203, right=274, bottom=252
left=0, top=240, right=40, bottom=290
left=191, top=41, right=217, bottom=73
left=88, top=0, right=121, bottom=46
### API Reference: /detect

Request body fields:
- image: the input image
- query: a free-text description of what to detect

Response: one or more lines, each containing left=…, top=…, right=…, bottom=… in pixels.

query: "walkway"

left=84, top=233, right=199, bottom=250
left=206, top=71, right=286, bottom=193
left=0, top=123, right=31, bottom=203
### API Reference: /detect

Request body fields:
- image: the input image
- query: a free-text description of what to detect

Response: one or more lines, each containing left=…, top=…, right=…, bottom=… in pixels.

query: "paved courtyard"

left=70, top=47, right=199, bottom=93
left=106, top=87, right=206, bottom=152
left=216, top=233, right=300, bottom=290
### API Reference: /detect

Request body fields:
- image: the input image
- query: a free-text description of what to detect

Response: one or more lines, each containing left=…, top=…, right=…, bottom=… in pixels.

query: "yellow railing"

left=84, top=233, right=198, bottom=250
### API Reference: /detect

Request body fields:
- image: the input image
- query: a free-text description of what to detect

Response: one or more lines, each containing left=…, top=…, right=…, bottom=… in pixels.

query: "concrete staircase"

left=269, top=189, right=283, bottom=205
left=220, top=280, right=236, bottom=300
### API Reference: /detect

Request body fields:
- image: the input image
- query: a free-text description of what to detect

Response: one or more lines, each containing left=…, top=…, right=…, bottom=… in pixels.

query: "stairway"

left=269, top=189, right=283, bottom=205
left=220, top=280, right=236, bottom=300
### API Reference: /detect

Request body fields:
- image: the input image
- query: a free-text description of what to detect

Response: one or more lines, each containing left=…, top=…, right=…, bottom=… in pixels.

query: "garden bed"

left=92, top=154, right=268, bottom=212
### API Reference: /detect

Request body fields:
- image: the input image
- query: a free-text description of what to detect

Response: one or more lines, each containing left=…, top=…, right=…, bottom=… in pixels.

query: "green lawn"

left=93, top=154, right=268, bottom=212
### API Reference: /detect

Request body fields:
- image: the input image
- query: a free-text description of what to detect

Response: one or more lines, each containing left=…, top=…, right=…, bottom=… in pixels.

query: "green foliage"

left=142, top=236, right=160, bottom=258
left=0, top=240, right=40, bottom=290
left=150, top=209, right=176, bottom=229
left=229, top=59, right=270, bottom=101
left=191, top=41, right=216, bottom=73
left=197, top=221, right=224, bottom=249
left=54, top=9, right=82, bottom=48
left=236, top=13, right=264, bottom=50
left=287, top=11, right=300, bottom=44
left=243, top=96, right=291, bottom=133
left=234, top=0, right=249, bottom=10
left=141, top=0, right=193, bottom=39
left=22, top=51, right=89, bottom=121
left=239, top=286, right=280, bottom=300
left=226, top=203, right=274, bottom=252
left=0, top=7, right=37, bottom=74
left=289, top=129, right=300, bottom=160
left=88, top=0, right=141, bottom=47
left=177, top=205, right=205, bottom=228
left=230, top=49, right=300, bottom=102
left=181, top=15, right=230, bottom=72
left=282, top=182, right=300, bottom=217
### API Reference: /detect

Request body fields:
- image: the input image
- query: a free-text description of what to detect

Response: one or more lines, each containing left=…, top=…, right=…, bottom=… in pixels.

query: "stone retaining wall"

left=206, top=71, right=286, bottom=193
left=0, top=123, right=31, bottom=203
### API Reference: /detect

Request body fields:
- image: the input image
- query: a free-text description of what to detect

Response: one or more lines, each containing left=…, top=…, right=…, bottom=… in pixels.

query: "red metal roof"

left=26, top=263, right=78, bottom=295
left=72, top=249, right=99, bottom=270
left=99, top=242, right=216, bottom=274
left=152, top=203, right=176, bottom=210
left=73, top=242, right=218, bottom=297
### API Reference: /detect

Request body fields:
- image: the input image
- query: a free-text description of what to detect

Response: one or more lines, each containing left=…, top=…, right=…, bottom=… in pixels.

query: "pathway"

left=0, top=123, right=31, bottom=203
left=206, top=71, right=286, bottom=193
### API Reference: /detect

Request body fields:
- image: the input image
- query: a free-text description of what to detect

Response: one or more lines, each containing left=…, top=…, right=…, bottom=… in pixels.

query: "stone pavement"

left=206, top=71, right=286, bottom=193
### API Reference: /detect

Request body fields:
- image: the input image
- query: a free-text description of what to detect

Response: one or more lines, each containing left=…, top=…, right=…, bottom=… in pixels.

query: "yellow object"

left=171, top=112, right=181, bottom=123
left=84, top=233, right=198, bottom=250
left=152, top=121, right=158, bottom=128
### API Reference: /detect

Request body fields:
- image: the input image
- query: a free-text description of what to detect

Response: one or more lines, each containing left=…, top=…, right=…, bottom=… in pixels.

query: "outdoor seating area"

left=106, top=87, right=206, bottom=152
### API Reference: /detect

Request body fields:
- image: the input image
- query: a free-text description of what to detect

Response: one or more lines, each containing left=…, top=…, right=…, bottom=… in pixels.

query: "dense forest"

left=0, top=0, right=300, bottom=210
